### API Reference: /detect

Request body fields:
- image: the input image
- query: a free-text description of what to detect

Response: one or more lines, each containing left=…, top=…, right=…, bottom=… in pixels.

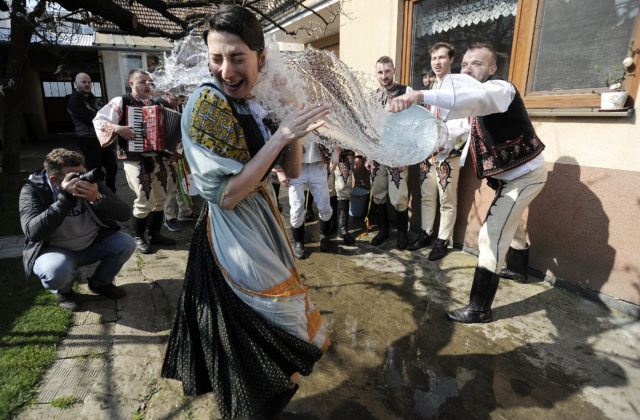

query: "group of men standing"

left=363, top=42, right=469, bottom=263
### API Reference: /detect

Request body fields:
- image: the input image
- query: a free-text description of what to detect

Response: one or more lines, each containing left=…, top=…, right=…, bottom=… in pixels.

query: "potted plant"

left=595, top=63, right=628, bottom=109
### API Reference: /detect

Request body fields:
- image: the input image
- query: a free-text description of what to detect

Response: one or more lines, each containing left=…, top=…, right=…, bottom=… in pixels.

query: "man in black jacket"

left=19, top=148, right=136, bottom=311
left=67, top=73, right=118, bottom=192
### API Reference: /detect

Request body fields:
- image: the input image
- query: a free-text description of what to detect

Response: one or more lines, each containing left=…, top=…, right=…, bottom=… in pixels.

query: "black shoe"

left=164, top=218, right=181, bottom=232
left=292, top=225, right=306, bottom=259
left=133, top=216, right=151, bottom=253
left=56, top=291, right=78, bottom=311
left=337, top=200, right=355, bottom=245
left=149, top=233, right=176, bottom=246
left=447, top=266, right=500, bottom=323
left=500, top=247, right=529, bottom=283
left=148, top=211, right=176, bottom=246
left=134, top=236, right=151, bottom=254
left=428, top=239, right=449, bottom=261
left=397, top=230, right=408, bottom=250
left=395, top=209, right=409, bottom=250
left=319, top=219, right=332, bottom=252
left=370, top=227, right=389, bottom=246
left=407, top=230, right=432, bottom=251
left=88, top=281, right=126, bottom=300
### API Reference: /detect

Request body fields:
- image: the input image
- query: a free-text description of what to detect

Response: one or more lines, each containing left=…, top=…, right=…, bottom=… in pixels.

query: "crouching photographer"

left=19, top=148, right=136, bottom=311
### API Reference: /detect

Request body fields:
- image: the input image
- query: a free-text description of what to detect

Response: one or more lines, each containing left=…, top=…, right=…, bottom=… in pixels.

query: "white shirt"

left=421, top=74, right=544, bottom=180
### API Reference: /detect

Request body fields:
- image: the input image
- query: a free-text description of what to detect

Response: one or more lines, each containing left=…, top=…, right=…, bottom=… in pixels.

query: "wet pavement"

left=10, top=139, right=640, bottom=419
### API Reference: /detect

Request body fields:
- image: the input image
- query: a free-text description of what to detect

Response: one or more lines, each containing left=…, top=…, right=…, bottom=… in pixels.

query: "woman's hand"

left=276, top=171, right=291, bottom=187
left=274, top=103, right=330, bottom=145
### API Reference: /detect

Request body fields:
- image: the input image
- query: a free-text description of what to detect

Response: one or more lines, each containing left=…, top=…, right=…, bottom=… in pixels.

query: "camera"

left=73, top=167, right=104, bottom=184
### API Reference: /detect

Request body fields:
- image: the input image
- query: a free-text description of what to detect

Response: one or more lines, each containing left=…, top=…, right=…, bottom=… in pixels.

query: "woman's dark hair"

left=202, top=5, right=265, bottom=53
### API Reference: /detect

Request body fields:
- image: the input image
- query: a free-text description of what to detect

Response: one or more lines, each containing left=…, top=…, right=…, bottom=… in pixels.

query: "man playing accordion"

left=93, top=68, right=176, bottom=254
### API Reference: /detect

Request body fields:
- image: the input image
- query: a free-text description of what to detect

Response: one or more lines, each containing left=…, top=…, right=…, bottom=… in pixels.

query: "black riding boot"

left=337, top=199, right=355, bottom=244
left=292, top=225, right=306, bottom=259
left=395, top=209, right=408, bottom=250
left=500, top=247, right=529, bottom=283
left=370, top=202, right=389, bottom=246
left=319, top=219, right=332, bottom=252
left=329, top=195, right=338, bottom=234
left=148, top=211, right=176, bottom=246
left=447, top=266, right=500, bottom=323
left=133, top=216, right=151, bottom=254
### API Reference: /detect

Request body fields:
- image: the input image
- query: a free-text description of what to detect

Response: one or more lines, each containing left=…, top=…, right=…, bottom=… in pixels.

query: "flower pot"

left=600, top=91, right=629, bottom=109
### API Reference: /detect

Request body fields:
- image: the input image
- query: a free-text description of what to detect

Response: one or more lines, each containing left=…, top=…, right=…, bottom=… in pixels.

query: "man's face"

left=430, top=47, right=454, bottom=79
left=376, top=62, right=395, bottom=89
left=52, top=165, right=85, bottom=189
left=165, top=93, right=181, bottom=108
left=129, top=72, right=153, bottom=100
left=75, top=73, right=92, bottom=96
left=461, top=48, right=497, bottom=82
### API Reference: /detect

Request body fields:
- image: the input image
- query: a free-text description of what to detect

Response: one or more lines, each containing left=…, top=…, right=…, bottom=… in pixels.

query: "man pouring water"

left=389, top=43, right=547, bottom=324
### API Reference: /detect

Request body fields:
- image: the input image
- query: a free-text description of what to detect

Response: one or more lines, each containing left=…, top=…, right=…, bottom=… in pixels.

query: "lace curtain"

left=415, top=0, right=518, bottom=37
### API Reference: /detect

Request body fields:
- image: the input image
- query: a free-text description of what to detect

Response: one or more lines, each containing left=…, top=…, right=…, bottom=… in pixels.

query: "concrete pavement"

left=7, top=140, right=640, bottom=419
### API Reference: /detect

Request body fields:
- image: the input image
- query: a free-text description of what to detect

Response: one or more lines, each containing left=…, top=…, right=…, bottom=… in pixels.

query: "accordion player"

left=126, top=105, right=182, bottom=155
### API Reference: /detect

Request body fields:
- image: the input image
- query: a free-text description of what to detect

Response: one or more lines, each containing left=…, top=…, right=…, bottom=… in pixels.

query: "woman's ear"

left=258, top=50, right=267, bottom=71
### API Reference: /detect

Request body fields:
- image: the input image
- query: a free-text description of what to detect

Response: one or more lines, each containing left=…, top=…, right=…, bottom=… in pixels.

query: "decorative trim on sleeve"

left=190, top=88, right=251, bottom=163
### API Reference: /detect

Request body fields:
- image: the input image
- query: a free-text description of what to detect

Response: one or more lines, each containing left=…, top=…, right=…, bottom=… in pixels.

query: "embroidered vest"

left=469, top=87, right=544, bottom=178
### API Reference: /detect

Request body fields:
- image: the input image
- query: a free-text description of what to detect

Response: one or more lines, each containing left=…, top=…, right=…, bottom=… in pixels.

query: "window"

left=403, top=0, right=518, bottom=89
left=42, top=81, right=72, bottom=98
left=403, top=0, right=640, bottom=108
left=510, top=0, right=640, bottom=107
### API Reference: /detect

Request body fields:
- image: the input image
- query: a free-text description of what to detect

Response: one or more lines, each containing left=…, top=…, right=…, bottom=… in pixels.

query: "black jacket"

left=19, top=169, right=131, bottom=279
left=67, top=90, right=102, bottom=138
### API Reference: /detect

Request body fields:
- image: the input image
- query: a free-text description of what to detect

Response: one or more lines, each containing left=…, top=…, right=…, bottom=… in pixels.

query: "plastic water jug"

left=381, top=104, right=447, bottom=166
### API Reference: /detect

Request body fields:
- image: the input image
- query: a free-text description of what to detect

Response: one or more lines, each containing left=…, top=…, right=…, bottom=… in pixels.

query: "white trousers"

left=478, top=164, right=547, bottom=273
left=328, top=159, right=353, bottom=200
left=370, top=162, right=409, bottom=211
left=123, top=159, right=167, bottom=218
left=289, top=162, right=332, bottom=228
left=419, top=155, right=462, bottom=241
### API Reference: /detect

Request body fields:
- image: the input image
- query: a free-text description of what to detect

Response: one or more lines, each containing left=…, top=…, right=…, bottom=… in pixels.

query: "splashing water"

left=151, top=35, right=444, bottom=166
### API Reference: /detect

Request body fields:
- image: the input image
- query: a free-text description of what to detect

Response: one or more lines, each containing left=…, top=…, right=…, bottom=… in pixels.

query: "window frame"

left=402, top=0, right=640, bottom=108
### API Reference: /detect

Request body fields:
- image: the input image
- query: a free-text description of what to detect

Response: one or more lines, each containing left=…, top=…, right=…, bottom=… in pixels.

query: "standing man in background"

left=67, top=73, right=118, bottom=193
left=366, top=56, right=412, bottom=250
left=93, top=69, right=176, bottom=254
left=408, top=42, right=470, bottom=262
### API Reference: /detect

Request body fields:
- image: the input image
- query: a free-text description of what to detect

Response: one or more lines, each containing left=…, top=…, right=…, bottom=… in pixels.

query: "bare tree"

left=0, top=0, right=340, bottom=191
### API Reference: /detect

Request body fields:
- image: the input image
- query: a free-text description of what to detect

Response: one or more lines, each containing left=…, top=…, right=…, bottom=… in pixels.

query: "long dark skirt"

left=161, top=211, right=323, bottom=418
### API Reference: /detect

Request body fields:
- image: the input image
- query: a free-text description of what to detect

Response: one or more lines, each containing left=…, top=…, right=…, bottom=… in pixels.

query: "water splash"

left=151, top=35, right=443, bottom=166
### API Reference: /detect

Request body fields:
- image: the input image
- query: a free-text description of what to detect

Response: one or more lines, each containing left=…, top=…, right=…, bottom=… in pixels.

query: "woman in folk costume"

left=161, top=5, right=330, bottom=419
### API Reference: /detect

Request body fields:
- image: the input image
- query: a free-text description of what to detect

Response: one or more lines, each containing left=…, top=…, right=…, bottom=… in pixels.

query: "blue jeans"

left=33, top=231, right=136, bottom=294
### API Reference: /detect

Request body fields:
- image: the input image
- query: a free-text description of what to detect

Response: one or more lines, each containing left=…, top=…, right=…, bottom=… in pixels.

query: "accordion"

left=126, top=105, right=182, bottom=154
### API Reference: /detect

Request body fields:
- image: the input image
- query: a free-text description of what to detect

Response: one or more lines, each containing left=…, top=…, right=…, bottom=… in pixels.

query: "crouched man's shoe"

left=56, top=291, right=79, bottom=311
left=89, top=281, right=127, bottom=300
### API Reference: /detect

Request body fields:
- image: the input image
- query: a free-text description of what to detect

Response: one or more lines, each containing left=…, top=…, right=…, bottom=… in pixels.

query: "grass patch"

left=136, top=253, right=145, bottom=269
left=0, top=257, right=73, bottom=419
left=50, top=395, right=79, bottom=409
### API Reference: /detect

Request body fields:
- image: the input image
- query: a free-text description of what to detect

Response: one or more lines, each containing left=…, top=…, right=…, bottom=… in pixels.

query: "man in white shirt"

left=390, top=43, right=547, bottom=323
left=408, top=42, right=470, bottom=262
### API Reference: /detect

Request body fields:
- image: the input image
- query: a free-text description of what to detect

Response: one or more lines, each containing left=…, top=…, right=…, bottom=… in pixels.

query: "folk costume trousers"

left=370, top=161, right=409, bottom=211
left=123, top=157, right=168, bottom=219
left=419, top=155, right=462, bottom=241
left=478, top=164, right=547, bottom=273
